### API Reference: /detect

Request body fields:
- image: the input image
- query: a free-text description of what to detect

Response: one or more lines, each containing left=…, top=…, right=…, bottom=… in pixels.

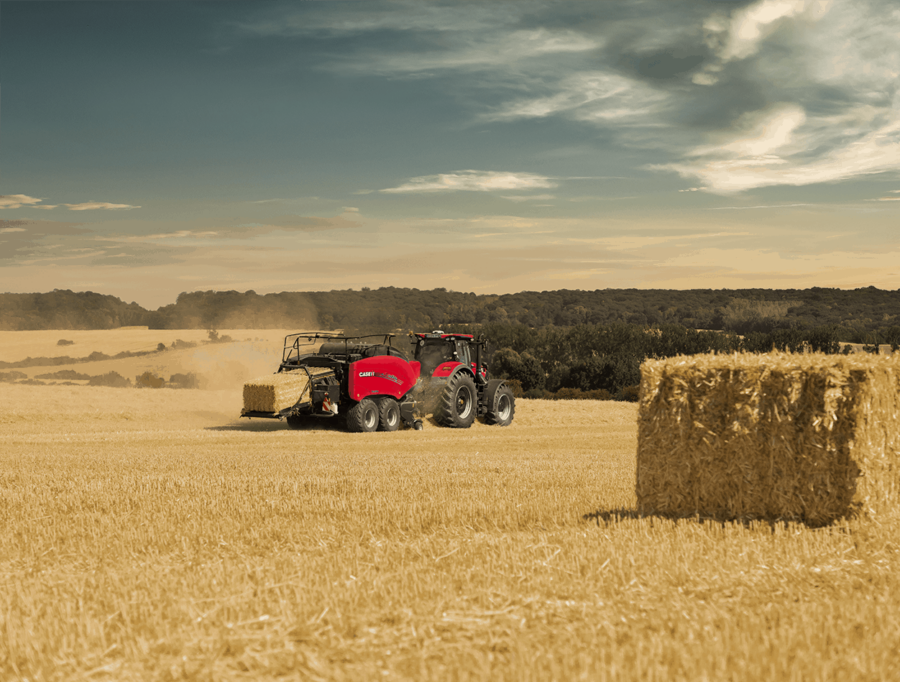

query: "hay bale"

left=243, top=369, right=329, bottom=413
left=637, top=352, right=900, bottom=525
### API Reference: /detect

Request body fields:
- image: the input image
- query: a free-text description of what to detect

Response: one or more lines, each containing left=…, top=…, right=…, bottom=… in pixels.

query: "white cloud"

left=711, top=104, right=807, bottom=157
left=0, top=227, right=27, bottom=234
left=381, top=170, right=556, bottom=193
left=658, top=97, right=900, bottom=193
left=722, top=0, right=812, bottom=61
left=0, top=194, right=46, bottom=209
left=695, top=0, right=828, bottom=85
left=64, top=202, right=140, bottom=211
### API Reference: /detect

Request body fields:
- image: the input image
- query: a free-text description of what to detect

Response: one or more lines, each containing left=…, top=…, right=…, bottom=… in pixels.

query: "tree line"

left=464, top=322, right=892, bottom=401
left=2, top=287, right=900, bottom=342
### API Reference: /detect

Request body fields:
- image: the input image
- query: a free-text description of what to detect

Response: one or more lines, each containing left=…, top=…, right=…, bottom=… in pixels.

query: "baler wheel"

left=378, top=399, right=401, bottom=432
left=434, top=373, right=476, bottom=428
left=346, top=398, right=380, bottom=433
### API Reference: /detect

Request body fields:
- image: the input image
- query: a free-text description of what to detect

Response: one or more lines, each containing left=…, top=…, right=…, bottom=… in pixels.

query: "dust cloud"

left=174, top=340, right=283, bottom=390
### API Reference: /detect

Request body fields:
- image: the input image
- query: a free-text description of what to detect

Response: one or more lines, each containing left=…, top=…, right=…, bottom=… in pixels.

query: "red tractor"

left=240, top=331, right=515, bottom=432
left=411, top=330, right=515, bottom=428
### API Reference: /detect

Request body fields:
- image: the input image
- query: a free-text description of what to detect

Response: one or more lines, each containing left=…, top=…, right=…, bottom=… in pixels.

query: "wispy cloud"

left=500, top=194, right=555, bottom=202
left=0, top=195, right=140, bottom=211
left=142, top=230, right=220, bottom=240
left=237, top=2, right=597, bottom=77
left=64, top=201, right=141, bottom=211
left=0, top=218, right=90, bottom=263
left=570, top=231, right=754, bottom=251
left=660, top=109, right=900, bottom=193
left=0, top=195, right=45, bottom=209
left=259, top=0, right=900, bottom=194
left=659, top=0, right=900, bottom=192
left=707, top=203, right=819, bottom=210
left=126, top=213, right=362, bottom=242
left=482, top=72, right=666, bottom=125
left=381, top=170, right=556, bottom=194
left=235, top=2, right=517, bottom=38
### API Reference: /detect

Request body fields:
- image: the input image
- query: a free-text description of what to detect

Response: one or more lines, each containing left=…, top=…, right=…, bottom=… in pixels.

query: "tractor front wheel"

left=346, top=398, right=380, bottom=432
left=434, top=373, right=477, bottom=428
left=483, top=380, right=515, bottom=426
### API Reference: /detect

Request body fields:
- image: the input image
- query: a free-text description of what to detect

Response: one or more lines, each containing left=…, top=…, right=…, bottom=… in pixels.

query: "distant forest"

left=2, top=286, right=899, bottom=343
left=3, top=287, right=899, bottom=400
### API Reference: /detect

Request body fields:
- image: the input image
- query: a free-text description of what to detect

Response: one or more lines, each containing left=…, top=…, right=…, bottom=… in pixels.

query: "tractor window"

left=455, top=341, right=471, bottom=366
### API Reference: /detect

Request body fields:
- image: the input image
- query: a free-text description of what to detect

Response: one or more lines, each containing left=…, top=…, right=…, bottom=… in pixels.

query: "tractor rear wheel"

left=434, top=373, right=477, bottom=428
left=483, top=380, right=515, bottom=426
left=378, top=399, right=401, bottom=432
left=346, top=398, right=380, bottom=432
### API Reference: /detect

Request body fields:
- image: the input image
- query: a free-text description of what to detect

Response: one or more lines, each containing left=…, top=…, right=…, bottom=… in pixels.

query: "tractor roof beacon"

left=239, top=330, right=515, bottom=432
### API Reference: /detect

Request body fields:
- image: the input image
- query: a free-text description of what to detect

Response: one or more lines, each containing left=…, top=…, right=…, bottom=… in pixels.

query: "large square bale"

left=243, top=371, right=316, bottom=413
left=637, top=352, right=900, bottom=525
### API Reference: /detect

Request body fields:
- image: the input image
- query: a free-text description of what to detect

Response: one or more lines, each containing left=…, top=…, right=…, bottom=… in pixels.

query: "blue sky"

left=1, top=0, right=898, bottom=307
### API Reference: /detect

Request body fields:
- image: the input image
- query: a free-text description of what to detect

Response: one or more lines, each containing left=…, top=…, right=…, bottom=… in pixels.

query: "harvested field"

left=1, top=331, right=899, bottom=680
left=0, top=329, right=296, bottom=389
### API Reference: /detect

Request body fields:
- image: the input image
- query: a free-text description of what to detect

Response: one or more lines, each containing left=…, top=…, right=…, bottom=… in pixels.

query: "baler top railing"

left=281, top=332, right=399, bottom=365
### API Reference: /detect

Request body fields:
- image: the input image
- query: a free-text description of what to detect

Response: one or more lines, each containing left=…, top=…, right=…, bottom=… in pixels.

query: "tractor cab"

left=410, top=330, right=514, bottom=428
left=412, top=331, right=484, bottom=381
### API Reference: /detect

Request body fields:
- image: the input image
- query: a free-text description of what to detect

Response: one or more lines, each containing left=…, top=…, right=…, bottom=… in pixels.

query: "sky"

left=1, top=0, right=898, bottom=309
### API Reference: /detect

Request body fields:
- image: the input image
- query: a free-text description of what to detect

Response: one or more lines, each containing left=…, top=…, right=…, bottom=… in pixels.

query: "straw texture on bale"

left=637, top=352, right=900, bottom=525
left=243, top=368, right=332, bottom=413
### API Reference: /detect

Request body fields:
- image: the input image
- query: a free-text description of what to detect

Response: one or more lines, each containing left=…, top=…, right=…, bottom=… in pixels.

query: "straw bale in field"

left=243, top=368, right=331, bottom=413
left=637, top=352, right=900, bottom=525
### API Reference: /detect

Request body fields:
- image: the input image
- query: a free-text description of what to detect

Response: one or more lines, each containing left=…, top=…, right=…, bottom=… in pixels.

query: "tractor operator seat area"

left=415, top=340, right=455, bottom=376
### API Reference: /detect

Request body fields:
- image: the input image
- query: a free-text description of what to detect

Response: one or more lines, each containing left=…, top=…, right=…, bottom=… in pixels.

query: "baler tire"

left=346, top=398, right=380, bottom=433
left=433, top=373, right=477, bottom=428
left=484, top=381, right=515, bottom=426
left=286, top=414, right=312, bottom=430
left=378, top=399, right=401, bottom=432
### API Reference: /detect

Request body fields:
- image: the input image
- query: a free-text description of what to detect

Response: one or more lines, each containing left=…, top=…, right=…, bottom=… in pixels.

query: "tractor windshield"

left=416, top=340, right=454, bottom=376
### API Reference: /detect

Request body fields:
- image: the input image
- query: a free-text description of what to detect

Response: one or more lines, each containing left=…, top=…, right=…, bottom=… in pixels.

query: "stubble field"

left=1, top=330, right=899, bottom=680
